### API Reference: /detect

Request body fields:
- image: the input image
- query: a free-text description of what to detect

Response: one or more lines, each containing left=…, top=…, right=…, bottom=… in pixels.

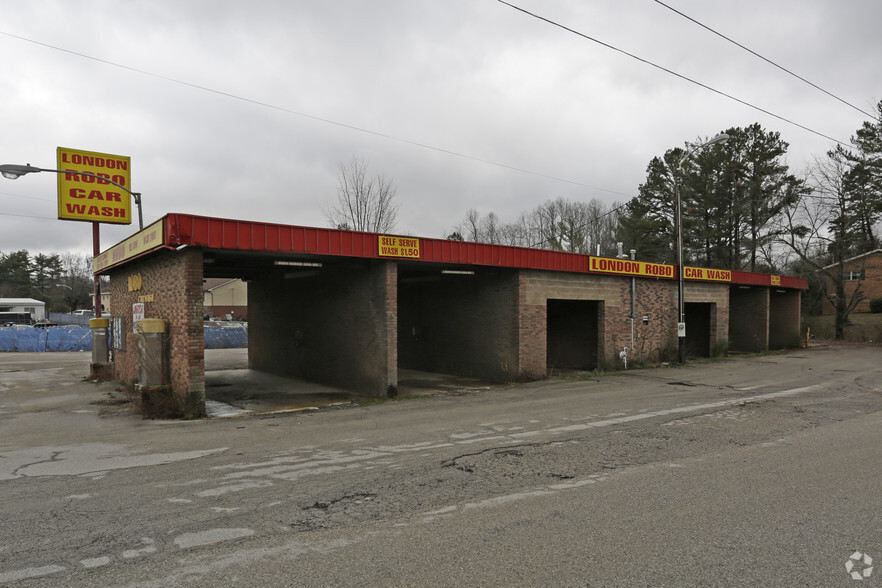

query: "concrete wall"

left=729, top=286, right=769, bottom=352
left=398, top=270, right=519, bottom=382
left=108, top=248, right=206, bottom=417
left=248, top=260, right=397, bottom=396
left=519, top=270, right=684, bottom=369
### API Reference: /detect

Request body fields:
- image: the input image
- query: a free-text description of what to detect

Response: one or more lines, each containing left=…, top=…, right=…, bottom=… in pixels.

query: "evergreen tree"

left=0, top=250, right=33, bottom=297
left=32, top=254, right=63, bottom=299
left=616, top=151, right=679, bottom=263
left=620, top=124, right=804, bottom=270
left=840, top=99, right=882, bottom=252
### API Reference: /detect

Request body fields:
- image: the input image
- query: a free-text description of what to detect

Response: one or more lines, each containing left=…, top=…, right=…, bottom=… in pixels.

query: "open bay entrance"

left=546, top=299, right=600, bottom=371
left=684, top=302, right=712, bottom=358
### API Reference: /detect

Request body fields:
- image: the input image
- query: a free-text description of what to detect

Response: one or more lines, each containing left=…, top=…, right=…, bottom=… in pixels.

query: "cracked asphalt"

left=0, top=345, right=880, bottom=586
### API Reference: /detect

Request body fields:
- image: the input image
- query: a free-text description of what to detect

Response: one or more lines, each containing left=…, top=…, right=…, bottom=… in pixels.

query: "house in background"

left=0, top=298, right=46, bottom=321
left=203, top=278, right=248, bottom=320
left=89, top=289, right=111, bottom=314
left=823, top=249, right=882, bottom=314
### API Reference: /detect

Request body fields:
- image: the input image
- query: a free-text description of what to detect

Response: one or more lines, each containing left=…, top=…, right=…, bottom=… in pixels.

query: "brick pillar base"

left=89, top=362, right=115, bottom=382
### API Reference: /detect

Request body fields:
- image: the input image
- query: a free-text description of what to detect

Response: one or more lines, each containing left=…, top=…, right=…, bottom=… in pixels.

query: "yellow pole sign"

left=57, top=147, right=132, bottom=224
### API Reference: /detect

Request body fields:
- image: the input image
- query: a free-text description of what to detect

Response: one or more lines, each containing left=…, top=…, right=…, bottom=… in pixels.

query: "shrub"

left=870, top=298, right=882, bottom=313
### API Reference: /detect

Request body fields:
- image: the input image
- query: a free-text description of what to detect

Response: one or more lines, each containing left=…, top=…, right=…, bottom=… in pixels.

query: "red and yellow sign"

left=379, top=236, right=420, bottom=258
left=589, top=257, right=675, bottom=279
left=770, top=275, right=781, bottom=286
left=57, top=147, right=132, bottom=224
left=93, top=219, right=163, bottom=273
left=684, top=266, right=732, bottom=282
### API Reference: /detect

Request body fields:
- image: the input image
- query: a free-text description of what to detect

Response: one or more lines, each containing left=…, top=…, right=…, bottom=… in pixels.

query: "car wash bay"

left=100, top=214, right=805, bottom=417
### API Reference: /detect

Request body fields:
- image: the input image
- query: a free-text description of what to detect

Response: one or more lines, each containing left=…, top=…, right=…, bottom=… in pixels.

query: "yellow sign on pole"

left=57, top=147, right=132, bottom=224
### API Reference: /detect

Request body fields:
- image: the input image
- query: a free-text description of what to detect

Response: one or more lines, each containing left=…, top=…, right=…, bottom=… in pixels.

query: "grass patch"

left=803, top=312, right=882, bottom=342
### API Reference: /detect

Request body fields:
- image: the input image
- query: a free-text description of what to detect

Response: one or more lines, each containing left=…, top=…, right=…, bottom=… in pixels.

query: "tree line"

left=444, top=100, right=882, bottom=337
left=324, top=102, right=881, bottom=339
left=0, top=250, right=96, bottom=312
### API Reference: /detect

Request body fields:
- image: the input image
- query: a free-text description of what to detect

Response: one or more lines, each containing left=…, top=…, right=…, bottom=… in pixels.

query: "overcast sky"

left=1, top=0, right=880, bottom=258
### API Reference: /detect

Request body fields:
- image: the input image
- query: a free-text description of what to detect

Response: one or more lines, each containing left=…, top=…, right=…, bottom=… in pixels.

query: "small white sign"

left=677, top=322, right=686, bottom=337
left=132, top=302, right=145, bottom=332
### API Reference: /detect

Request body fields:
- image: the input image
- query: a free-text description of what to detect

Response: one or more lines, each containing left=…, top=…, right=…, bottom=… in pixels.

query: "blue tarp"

left=204, top=326, right=249, bottom=349
left=0, top=325, right=92, bottom=352
left=0, top=325, right=248, bottom=352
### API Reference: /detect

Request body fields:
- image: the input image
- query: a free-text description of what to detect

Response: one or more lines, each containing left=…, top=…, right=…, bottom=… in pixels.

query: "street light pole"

left=674, top=133, right=729, bottom=364
left=1, top=162, right=144, bottom=320
left=0, top=164, right=143, bottom=230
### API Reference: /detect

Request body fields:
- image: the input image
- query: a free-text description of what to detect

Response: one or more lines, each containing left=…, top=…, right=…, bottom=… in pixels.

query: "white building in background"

left=0, top=298, right=46, bottom=320
left=202, top=278, right=248, bottom=320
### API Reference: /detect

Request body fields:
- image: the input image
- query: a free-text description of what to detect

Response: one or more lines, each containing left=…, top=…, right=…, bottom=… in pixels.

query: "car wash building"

left=95, top=213, right=806, bottom=417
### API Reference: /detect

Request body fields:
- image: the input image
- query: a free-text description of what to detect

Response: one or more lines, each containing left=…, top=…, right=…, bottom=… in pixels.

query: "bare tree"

left=325, top=157, right=399, bottom=232
left=451, top=197, right=621, bottom=253
left=58, top=252, right=94, bottom=311
left=776, top=152, right=865, bottom=338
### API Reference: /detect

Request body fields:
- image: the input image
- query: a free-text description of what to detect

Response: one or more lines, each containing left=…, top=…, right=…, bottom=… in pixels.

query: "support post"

left=93, top=221, right=102, bottom=318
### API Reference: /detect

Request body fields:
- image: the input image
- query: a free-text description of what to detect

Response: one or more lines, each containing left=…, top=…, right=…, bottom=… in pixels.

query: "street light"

left=0, top=163, right=143, bottom=230
left=673, top=132, right=729, bottom=364
left=2, top=162, right=144, bottom=320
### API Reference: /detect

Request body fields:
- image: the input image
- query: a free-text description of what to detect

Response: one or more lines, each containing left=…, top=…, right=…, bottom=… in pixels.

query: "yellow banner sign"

left=379, top=236, right=420, bottom=258
left=684, top=266, right=732, bottom=282
left=57, top=147, right=132, bottom=224
left=770, top=275, right=781, bottom=286
left=589, top=257, right=675, bottom=278
left=94, top=219, right=164, bottom=273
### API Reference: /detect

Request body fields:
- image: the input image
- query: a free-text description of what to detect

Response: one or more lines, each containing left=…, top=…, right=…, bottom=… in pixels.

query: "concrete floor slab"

left=204, top=348, right=495, bottom=416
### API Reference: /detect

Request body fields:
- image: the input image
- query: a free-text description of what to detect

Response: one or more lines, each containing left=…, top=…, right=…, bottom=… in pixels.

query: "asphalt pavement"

left=0, top=345, right=880, bottom=586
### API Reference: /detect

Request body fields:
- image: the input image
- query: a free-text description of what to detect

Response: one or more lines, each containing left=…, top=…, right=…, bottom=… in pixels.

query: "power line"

left=0, top=211, right=56, bottom=221
left=653, top=0, right=878, bottom=122
left=0, top=30, right=633, bottom=200
left=0, top=190, right=55, bottom=203
left=497, top=0, right=850, bottom=147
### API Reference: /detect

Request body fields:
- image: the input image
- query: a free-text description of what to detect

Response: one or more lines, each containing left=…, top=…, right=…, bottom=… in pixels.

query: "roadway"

left=0, top=344, right=879, bottom=586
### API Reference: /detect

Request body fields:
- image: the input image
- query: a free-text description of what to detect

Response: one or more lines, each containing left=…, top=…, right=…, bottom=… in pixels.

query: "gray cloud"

left=1, top=0, right=879, bottom=256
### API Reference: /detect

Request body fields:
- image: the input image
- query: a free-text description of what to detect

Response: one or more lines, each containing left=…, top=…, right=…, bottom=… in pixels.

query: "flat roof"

left=0, top=298, right=46, bottom=306
left=94, top=213, right=808, bottom=290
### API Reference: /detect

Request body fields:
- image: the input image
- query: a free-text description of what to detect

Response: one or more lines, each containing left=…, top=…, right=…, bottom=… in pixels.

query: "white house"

left=0, top=298, right=46, bottom=320
left=202, top=278, right=248, bottom=320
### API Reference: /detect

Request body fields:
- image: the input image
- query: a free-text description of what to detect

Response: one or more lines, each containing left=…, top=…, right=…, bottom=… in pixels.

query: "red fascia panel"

left=777, top=275, right=808, bottom=289
left=730, top=270, right=808, bottom=290
left=162, top=213, right=805, bottom=288
left=730, top=270, right=770, bottom=287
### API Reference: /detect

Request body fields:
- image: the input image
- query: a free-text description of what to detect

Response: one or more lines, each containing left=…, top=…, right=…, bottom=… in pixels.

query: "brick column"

left=517, top=271, right=547, bottom=379
left=107, top=248, right=205, bottom=418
